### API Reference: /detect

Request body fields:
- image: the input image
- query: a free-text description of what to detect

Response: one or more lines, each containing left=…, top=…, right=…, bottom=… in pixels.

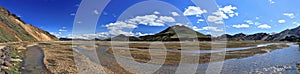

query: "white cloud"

left=207, top=5, right=238, bottom=24
left=183, top=6, right=207, bottom=16
left=197, top=19, right=205, bottom=23
left=194, top=26, right=223, bottom=32
left=218, top=5, right=238, bottom=17
left=213, top=11, right=229, bottom=19
left=258, top=24, right=271, bottom=29
left=278, top=19, right=286, bottom=24
left=59, top=29, right=67, bottom=32
left=158, top=16, right=176, bottom=23
left=232, top=24, right=250, bottom=28
left=106, top=21, right=138, bottom=30
left=105, top=14, right=176, bottom=36
left=67, top=32, right=111, bottom=40
left=207, top=14, right=224, bottom=24
left=244, top=20, right=254, bottom=24
left=171, top=12, right=180, bottom=16
left=50, top=27, right=68, bottom=38
left=293, top=22, right=300, bottom=26
left=154, top=11, right=160, bottom=15
left=283, top=13, right=295, bottom=19
left=70, top=13, right=76, bottom=16
left=94, top=10, right=99, bottom=15
left=256, top=17, right=260, bottom=20
left=254, top=22, right=261, bottom=25
left=269, top=0, right=275, bottom=4
left=135, top=32, right=153, bottom=36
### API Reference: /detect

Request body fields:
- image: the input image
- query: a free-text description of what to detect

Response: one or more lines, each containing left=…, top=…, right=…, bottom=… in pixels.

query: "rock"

left=0, top=66, right=8, bottom=70
left=10, top=59, right=22, bottom=62
left=4, top=61, right=11, bottom=67
left=0, top=59, right=4, bottom=65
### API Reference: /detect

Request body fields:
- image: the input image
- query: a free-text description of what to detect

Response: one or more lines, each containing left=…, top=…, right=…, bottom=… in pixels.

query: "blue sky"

left=0, top=0, right=300, bottom=39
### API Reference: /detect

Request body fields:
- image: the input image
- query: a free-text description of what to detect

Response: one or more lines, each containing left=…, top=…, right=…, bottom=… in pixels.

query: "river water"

left=182, top=43, right=273, bottom=54
left=80, top=44, right=300, bottom=74
left=196, top=45, right=300, bottom=74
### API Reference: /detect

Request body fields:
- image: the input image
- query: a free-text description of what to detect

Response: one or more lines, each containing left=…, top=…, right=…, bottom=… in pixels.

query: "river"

left=75, top=44, right=300, bottom=74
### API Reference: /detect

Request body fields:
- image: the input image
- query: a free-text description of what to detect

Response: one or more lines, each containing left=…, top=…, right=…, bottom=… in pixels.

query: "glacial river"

left=197, top=45, right=300, bottom=74
left=76, top=44, right=300, bottom=74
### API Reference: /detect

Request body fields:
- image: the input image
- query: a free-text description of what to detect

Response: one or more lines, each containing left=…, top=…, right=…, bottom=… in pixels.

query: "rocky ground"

left=0, top=45, right=23, bottom=74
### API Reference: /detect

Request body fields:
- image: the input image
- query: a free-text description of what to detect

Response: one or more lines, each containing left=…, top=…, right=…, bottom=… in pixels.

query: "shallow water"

left=182, top=43, right=273, bottom=54
left=21, top=46, right=50, bottom=74
left=194, top=45, right=300, bottom=74
left=78, top=44, right=300, bottom=74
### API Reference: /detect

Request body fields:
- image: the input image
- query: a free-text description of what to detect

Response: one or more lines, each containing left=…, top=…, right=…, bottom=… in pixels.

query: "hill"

left=0, top=7, right=58, bottom=42
left=139, top=25, right=210, bottom=41
left=266, top=26, right=300, bottom=41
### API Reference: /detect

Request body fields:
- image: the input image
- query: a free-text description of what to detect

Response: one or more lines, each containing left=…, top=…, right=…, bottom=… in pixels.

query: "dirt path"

left=21, top=46, right=50, bottom=74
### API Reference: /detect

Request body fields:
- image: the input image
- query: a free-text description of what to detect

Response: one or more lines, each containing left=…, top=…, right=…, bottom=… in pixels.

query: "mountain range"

left=0, top=7, right=58, bottom=42
left=60, top=24, right=300, bottom=42
left=103, top=25, right=300, bottom=42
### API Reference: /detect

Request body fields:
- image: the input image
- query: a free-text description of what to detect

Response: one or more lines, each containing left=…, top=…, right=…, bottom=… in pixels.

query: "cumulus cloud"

left=171, top=12, right=180, bottom=16
left=218, top=5, right=238, bottom=17
left=207, top=5, right=238, bottom=24
left=258, top=24, right=271, bottom=29
left=183, top=6, right=207, bottom=16
left=283, top=13, right=295, bottom=19
left=158, top=16, right=176, bottom=23
left=208, top=11, right=228, bottom=24
left=278, top=19, right=286, bottom=24
left=105, top=14, right=176, bottom=36
left=232, top=24, right=250, bottom=28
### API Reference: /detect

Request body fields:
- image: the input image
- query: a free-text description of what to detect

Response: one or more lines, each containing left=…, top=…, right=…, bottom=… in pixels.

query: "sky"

left=0, top=0, right=300, bottom=39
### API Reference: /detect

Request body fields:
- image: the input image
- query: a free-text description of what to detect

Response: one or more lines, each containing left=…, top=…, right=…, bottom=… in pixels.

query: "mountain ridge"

left=0, top=6, right=58, bottom=42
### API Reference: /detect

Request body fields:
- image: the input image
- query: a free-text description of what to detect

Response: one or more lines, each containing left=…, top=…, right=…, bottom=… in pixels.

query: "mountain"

left=104, top=34, right=140, bottom=41
left=217, top=33, right=270, bottom=41
left=0, top=7, right=58, bottom=42
left=266, top=26, right=300, bottom=41
left=139, top=25, right=210, bottom=41
left=245, top=33, right=270, bottom=41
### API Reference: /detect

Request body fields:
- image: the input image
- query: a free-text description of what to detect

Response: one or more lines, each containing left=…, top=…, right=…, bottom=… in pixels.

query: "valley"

left=0, top=41, right=297, bottom=74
